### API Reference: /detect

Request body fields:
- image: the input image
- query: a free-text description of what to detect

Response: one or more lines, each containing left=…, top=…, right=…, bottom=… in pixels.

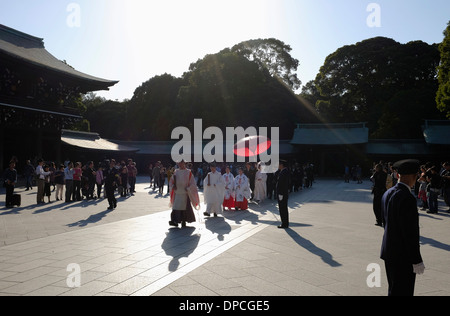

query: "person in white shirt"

left=35, top=158, right=52, bottom=204
left=64, top=162, right=75, bottom=203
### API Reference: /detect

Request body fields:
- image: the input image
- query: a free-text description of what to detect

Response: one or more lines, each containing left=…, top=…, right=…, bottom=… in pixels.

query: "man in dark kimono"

left=380, top=159, right=425, bottom=296
left=276, top=160, right=290, bottom=229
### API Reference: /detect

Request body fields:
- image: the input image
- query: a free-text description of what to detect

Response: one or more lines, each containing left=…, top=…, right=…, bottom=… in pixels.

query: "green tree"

left=310, top=37, right=443, bottom=138
left=178, top=50, right=316, bottom=140
left=230, top=38, right=302, bottom=90
left=83, top=38, right=318, bottom=141
left=437, top=21, right=450, bottom=118
left=83, top=98, right=127, bottom=139
left=125, top=74, right=185, bottom=140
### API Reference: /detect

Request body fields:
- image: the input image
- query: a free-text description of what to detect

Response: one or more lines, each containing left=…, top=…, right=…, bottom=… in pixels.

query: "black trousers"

left=384, top=260, right=416, bottom=296
left=373, top=189, right=385, bottom=225
left=65, top=180, right=73, bottom=202
left=5, top=183, right=14, bottom=206
left=278, top=196, right=289, bottom=227
left=105, top=185, right=117, bottom=208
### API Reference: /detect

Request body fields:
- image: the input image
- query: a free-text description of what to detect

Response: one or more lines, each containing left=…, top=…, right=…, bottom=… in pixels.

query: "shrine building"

left=0, top=24, right=118, bottom=170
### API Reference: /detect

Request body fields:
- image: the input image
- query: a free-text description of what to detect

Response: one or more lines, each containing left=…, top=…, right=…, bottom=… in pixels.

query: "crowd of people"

left=165, top=159, right=292, bottom=229
left=150, top=161, right=315, bottom=199
left=5, top=155, right=450, bottom=219
left=3, top=156, right=316, bottom=211
left=370, top=160, right=450, bottom=227
left=4, top=154, right=449, bottom=298
left=2, top=157, right=138, bottom=210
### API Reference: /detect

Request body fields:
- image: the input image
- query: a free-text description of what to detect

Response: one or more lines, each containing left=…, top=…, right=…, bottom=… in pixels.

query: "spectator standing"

left=85, top=161, right=96, bottom=200
left=64, top=162, right=74, bottom=203
left=158, top=166, right=166, bottom=195
left=148, top=163, right=153, bottom=187
left=104, top=159, right=119, bottom=210
left=427, top=166, right=441, bottom=214
left=344, top=165, right=350, bottom=183
left=24, top=160, right=35, bottom=191
left=4, top=161, right=17, bottom=208
left=417, top=165, right=429, bottom=210
left=371, top=164, right=387, bottom=227
left=127, top=160, right=137, bottom=194
left=166, top=166, right=174, bottom=194
left=54, top=164, right=65, bottom=201
left=36, top=159, right=51, bottom=204
left=441, top=162, right=450, bottom=213
left=96, top=164, right=104, bottom=199
left=119, top=165, right=128, bottom=197
left=152, top=161, right=161, bottom=190
left=356, top=165, right=362, bottom=184
left=73, top=162, right=82, bottom=201
left=43, top=165, right=52, bottom=203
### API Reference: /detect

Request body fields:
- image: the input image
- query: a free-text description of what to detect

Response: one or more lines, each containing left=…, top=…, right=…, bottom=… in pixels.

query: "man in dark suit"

left=277, top=160, right=290, bottom=229
left=380, top=159, right=425, bottom=296
left=4, top=161, right=18, bottom=208
left=104, top=159, right=119, bottom=210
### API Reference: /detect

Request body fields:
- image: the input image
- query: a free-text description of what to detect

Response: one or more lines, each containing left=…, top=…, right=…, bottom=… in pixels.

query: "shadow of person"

left=205, top=216, right=232, bottom=241
left=66, top=208, right=114, bottom=227
left=285, top=228, right=342, bottom=267
left=420, top=235, right=450, bottom=252
left=161, top=226, right=201, bottom=272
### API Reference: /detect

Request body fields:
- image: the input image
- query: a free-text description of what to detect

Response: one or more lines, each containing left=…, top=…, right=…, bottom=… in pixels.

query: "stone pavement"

left=0, top=177, right=449, bottom=296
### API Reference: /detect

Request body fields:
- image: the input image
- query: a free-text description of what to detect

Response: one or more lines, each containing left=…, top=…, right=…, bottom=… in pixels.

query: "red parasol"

left=233, top=135, right=272, bottom=157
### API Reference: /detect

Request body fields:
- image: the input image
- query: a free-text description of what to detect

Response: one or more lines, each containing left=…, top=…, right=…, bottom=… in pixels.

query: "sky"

left=1, top=0, right=449, bottom=101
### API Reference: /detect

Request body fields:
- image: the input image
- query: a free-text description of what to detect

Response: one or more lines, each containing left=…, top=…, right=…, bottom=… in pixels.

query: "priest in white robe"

left=203, top=163, right=226, bottom=217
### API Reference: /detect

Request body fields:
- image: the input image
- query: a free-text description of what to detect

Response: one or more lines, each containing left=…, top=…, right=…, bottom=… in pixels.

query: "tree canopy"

left=83, top=39, right=317, bottom=141
left=437, top=21, right=450, bottom=118
left=302, top=37, right=445, bottom=138
left=83, top=35, right=449, bottom=142
left=230, top=38, right=302, bottom=90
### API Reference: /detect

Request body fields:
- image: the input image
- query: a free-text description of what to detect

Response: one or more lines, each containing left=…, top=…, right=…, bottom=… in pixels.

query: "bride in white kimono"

left=253, top=163, right=267, bottom=203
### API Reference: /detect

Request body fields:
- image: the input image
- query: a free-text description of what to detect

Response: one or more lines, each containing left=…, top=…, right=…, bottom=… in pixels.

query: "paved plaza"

left=0, top=177, right=449, bottom=296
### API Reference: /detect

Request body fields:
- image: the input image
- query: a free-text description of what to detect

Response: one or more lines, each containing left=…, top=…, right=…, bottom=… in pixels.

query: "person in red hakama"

left=222, top=166, right=235, bottom=210
left=234, top=167, right=251, bottom=211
